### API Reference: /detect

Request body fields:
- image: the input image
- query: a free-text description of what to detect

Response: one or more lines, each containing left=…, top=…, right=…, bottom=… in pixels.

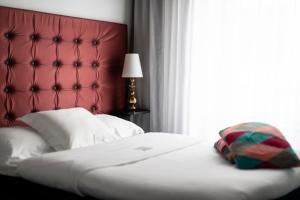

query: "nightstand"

left=115, top=109, right=150, bottom=132
left=116, top=109, right=150, bottom=122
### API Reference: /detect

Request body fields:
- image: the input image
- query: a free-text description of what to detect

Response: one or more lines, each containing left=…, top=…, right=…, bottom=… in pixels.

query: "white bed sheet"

left=18, top=133, right=300, bottom=200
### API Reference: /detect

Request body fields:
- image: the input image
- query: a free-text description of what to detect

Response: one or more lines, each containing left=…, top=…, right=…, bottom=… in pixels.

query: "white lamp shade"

left=122, top=53, right=143, bottom=78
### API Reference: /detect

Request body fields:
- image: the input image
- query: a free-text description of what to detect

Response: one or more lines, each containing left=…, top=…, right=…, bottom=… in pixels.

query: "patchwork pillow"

left=219, top=122, right=300, bottom=169
left=214, top=138, right=234, bottom=163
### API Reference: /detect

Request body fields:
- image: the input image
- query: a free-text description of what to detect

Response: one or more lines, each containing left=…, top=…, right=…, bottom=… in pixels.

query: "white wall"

left=0, top=0, right=132, bottom=25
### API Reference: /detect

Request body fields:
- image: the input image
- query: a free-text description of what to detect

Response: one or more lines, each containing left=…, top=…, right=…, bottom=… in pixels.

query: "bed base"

left=0, top=175, right=97, bottom=200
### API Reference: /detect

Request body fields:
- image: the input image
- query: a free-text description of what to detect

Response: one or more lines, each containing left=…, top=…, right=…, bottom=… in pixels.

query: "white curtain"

left=189, top=0, right=300, bottom=147
left=134, top=0, right=300, bottom=148
left=133, top=0, right=193, bottom=133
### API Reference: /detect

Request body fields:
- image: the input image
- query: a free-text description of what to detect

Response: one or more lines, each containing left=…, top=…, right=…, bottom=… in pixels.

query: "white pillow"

left=0, top=127, right=52, bottom=176
left=18, top=107, right=117, bottom=151
left=95, top=114, right=144, bottom=138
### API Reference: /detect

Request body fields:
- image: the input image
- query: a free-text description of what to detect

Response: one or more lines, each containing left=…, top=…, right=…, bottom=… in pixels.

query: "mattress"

left=17, top=133, right=300, bottom=200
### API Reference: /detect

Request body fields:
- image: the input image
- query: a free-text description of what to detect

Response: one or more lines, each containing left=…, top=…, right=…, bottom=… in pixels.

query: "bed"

left=0, top=6, right=300, bottom=200
left=1, top=133, right=300, bottom=200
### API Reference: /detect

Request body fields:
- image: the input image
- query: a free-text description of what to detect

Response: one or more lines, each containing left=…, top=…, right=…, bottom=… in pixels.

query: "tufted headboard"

left=0, top=6, right=127, bottom=127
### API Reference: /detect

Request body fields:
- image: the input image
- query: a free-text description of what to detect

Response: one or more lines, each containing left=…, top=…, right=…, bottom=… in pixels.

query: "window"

left=189, top=0, right=300, bottom=146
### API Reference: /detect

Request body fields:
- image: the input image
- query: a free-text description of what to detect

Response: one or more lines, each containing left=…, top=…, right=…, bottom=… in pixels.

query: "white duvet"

left=18, top=133, right=300, bottom=200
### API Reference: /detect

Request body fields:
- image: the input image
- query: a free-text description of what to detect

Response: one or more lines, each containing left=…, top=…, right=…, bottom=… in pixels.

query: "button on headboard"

left=0, top=6, right=127, bottom=126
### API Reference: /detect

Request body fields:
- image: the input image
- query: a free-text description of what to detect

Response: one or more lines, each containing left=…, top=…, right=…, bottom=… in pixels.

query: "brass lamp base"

left=128, top=78, right=137, bottom=110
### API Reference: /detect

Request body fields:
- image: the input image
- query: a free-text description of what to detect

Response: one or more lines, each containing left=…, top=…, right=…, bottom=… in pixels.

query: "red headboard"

left=0, top=6, right=127, bottom=127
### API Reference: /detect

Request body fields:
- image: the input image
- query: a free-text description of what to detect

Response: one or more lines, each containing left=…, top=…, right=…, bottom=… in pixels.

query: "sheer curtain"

left=133, top=0, right=300, bottom=147
left=133, top=0, right=193, bottom=133
left=189, top=0, right=300, bottom=147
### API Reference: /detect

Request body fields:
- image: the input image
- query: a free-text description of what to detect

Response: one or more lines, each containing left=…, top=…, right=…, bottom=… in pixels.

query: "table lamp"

left=122, top=53, right=143, bottom=111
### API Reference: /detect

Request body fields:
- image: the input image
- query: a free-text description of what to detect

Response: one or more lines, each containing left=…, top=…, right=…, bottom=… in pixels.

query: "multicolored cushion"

left=219, top=122, right=300, bottom=169
left=214, top=138, right=234, bottom=163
